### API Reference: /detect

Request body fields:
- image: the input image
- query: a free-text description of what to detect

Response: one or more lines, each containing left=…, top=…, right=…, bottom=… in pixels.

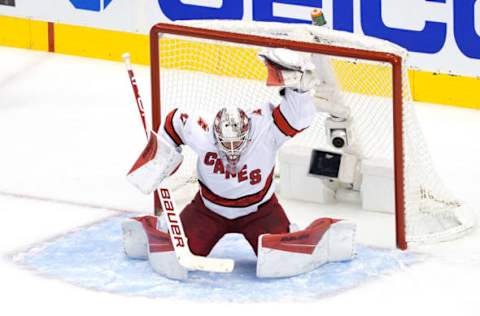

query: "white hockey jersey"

left=161, top=89, right=316, bottom=219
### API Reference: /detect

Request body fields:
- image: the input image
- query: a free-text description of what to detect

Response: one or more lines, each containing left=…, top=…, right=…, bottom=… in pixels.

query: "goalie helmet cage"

left=149, top=21, right=475, bottom=250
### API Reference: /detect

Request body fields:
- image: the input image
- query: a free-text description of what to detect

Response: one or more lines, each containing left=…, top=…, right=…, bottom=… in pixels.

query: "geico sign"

left=158, top=0, right=480, bottom=59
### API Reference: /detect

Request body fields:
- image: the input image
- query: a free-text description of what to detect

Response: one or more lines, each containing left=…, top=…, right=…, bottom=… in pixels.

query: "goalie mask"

left=213, top=107, right=250, bottom=170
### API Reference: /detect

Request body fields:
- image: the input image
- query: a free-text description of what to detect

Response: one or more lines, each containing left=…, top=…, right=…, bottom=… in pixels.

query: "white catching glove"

left=127, top=131, right=183, bottom=194
left=258, top=48, right=317, bottom=92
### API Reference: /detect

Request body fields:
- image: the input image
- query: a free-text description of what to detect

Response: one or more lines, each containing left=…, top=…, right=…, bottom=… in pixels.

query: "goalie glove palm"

left=259, top=48, right=317, bottom=92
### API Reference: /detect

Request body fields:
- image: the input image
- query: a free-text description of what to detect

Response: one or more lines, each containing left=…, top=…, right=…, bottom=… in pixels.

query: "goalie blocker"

left=127, top=131, right=183, bottom=194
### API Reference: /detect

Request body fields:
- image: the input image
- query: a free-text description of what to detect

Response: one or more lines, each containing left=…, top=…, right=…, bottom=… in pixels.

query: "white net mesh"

left=152, top=21, right=476, bottom=245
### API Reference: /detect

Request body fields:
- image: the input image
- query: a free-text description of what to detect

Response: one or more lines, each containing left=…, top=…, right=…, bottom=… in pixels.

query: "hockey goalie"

left=122, top=48, right=357, bottom=280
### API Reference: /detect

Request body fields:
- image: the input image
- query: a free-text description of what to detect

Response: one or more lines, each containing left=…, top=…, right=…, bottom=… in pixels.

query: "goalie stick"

left=123, top=53, right=148, bottom=139
left=122, top=53, right=234, bottom=274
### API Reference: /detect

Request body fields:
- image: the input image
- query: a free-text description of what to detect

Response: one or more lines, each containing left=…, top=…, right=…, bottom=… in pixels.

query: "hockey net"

left=149, top=21, right=476, bottom=249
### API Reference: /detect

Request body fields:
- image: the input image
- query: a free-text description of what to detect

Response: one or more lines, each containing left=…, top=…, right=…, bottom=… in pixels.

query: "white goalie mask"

left=213, top=107, right=250, bottom=170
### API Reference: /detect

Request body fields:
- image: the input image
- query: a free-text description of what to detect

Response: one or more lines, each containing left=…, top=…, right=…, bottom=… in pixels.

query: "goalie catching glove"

left=259, top=48, right=317, bottom=93
left=127, top=131, right=183, bottom=194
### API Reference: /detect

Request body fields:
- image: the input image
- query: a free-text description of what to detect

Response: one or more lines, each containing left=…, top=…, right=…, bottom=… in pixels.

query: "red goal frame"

left=149, top=23, right=407, bottom=250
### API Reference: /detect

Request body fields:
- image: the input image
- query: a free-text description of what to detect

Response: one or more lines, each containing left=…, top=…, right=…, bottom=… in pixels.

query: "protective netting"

left=152, top=21, right=476, bottom=246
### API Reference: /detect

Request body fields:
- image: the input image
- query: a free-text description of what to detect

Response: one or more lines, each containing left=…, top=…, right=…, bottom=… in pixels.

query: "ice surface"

left=15, top=214, right=420, bottom=303
left=1, top=46, right=480, bottom=315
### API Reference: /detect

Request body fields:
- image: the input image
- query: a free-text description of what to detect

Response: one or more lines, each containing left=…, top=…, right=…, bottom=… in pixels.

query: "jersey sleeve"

left=160, top=108, right=212, bottom=154
left=160, top=108, right=188, bottom=149
left=270, top=88, right=316, bottom=148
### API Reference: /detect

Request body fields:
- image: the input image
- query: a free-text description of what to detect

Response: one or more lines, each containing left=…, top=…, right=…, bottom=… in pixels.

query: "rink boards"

left=0, top=15, right=479, bottom=109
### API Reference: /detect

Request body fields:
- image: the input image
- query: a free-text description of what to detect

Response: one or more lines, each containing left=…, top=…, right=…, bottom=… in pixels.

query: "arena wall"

left=1, top=0, right=479, bottom=109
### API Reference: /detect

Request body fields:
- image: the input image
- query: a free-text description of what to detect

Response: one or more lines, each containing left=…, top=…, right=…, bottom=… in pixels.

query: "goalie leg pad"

left=147, top=232, right=188, bottom=281
left=256, top=218, right=356, bottom=278
left=141, top=215, right=188, bottom=280
left=122, top=217, right=148, bottom=259
left=123, top=215, right=188, bottom=280
left=122, top=215, right=170, bottom=259
left=327, top=220, right=357, bottom=262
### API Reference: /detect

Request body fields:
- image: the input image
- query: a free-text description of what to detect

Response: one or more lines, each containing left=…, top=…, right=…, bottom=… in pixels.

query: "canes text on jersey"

left=204, top=152, right=261, bottom=185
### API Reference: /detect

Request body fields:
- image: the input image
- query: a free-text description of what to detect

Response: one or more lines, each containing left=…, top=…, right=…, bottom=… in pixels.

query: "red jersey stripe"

left=164, top=108, right=184, bottom=146
left=199, top=169, right=275, bottom=208
left=272, top=105, right=303, bottom=137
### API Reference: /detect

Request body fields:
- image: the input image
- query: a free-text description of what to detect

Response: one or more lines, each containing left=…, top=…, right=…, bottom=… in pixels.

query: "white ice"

left=1, top=46, right=480, bottom=315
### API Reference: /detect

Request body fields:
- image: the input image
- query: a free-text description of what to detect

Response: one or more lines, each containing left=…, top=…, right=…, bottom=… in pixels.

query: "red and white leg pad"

left=122, top=215, right=188, bottom=280
left=122, top=217, right=149, bottom=259
left=256, top=218, right=356, bottom=278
